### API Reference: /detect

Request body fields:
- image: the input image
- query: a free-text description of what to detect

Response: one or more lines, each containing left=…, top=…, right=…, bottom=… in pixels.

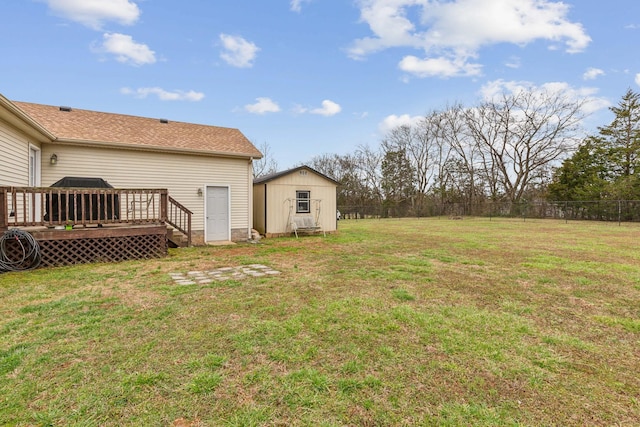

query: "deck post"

left=160, top=189, right=168, bottom=222
left=0, top=187, right=7, bottom=230
left=187, top=211, right=192, bottom=247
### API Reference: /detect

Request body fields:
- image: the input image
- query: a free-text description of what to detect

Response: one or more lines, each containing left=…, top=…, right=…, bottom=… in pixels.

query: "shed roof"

left=254, top=165, right=339, bottom=185
left=12, top=101, right=262, bottom=159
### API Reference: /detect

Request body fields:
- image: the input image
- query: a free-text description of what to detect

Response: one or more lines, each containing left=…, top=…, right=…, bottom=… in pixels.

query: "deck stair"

left=167, top=227, right=189, bottom=248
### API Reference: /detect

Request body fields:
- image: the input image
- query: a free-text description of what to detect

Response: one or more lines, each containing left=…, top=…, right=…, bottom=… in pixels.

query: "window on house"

left=296, top=190, right=310, bottom=213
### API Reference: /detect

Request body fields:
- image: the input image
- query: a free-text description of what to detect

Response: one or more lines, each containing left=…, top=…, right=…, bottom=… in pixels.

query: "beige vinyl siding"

left=262, top=171, right=337, bottom=235
left=0, top=119, right=32, bottom=186
left=40, top=144, right=251, bottom=233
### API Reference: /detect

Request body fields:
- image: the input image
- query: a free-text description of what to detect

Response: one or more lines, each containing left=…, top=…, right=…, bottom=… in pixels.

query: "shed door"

left=206, top=186, right=229, bottom=242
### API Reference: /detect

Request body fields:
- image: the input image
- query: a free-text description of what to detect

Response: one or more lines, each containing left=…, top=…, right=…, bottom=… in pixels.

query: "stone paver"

left=169, top=264, right=280, bottom=285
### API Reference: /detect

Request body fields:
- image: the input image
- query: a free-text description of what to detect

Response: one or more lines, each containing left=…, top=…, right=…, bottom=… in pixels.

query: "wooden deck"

left=0, top=186, right=192, bottom=270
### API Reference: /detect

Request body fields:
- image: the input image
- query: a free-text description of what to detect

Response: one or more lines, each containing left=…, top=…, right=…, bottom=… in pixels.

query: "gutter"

left=53, top=138, right=264, bottom=160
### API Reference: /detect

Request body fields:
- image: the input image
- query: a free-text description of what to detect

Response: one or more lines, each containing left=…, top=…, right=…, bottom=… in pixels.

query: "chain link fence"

left=338, top=200, right=640, bottom=223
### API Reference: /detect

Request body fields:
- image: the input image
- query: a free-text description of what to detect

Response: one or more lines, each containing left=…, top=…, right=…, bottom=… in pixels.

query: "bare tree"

left=307, top=149, right=383, bottom=208
left=435, top=105, right=482, bottom=203
left=463, top=88, right=586, bottom=203
left=355, top=144, right=383, bottom=205
left=252, top=141, right=279, bottom=178
left=382, top=121, right=434, bottom=197
left=430, top=110, right=455, bottom=202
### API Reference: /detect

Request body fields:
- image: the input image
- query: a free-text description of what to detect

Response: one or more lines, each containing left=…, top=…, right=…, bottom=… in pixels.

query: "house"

left=0, top=93, right=262, bottom=246
left=253, top=166, right=339, bottom=237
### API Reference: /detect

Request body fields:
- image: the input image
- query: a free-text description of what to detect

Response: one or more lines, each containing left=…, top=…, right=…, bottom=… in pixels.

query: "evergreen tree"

left=599, top=88, right=640, bottom=178
left=547, top=138, right=608, bottom=200
left=380, top=149, right=416, bottom=215
left=548, top=89, right=640, bottom=202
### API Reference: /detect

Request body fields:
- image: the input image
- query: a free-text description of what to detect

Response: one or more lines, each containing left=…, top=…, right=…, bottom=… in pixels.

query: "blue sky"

left=2, top=0, right=640, bottom=169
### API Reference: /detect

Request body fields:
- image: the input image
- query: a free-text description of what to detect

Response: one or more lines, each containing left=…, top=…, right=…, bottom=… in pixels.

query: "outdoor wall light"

left=50, top=153, right=58, bottom=165
left=197, top=187, right=203, bottom=196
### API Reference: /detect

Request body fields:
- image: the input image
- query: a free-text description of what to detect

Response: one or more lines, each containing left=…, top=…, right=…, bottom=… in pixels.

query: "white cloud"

left=505, top=56, right=521, bottom=69
left=292, top=100, right=342, bottom=116
left=378, top=114, right=423, bottom=134
left=583, top=67, right=604, bottom=80
left=290, top=0, right=312, bottom=12
left=310, top=100, right=342, bottom=116
left=45, top=0, right=140, bottom=30
left=479, top=79, right=534, bottom=100
left=480, top=79, right=567, bottom=100
left=349, top=0, right=591, bottom=78
left=399, top=55, right=482, bottom=78
left=479, top=79, right=609, bottom=115
left=636, top=73, right=640, bottom=87
left=219, top=34, right=259, bottom=68
left=120, top=87, right=205, bottom=101
left=291, top=104, right=308, bottom=115
left=100, top=33, right=155, bottom=66
left=245, top=97, right=281, bottom=114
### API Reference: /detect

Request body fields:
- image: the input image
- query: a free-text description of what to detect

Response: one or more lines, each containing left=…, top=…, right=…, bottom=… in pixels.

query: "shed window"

left=296, top=190, right=310, bottom=213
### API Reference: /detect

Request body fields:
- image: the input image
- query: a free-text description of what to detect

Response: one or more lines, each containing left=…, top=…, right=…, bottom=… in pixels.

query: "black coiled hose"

left=0, top=229, right=41, bottom=272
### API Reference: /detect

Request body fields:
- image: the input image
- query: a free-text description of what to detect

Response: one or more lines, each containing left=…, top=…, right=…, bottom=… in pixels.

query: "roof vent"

left=59, top=106, right=72, bottom=112
left=159, top=118, right=169, bottom=124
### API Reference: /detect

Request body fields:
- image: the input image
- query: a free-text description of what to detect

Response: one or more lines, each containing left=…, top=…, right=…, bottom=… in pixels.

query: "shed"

left=253, top=166, right=339, bottom=237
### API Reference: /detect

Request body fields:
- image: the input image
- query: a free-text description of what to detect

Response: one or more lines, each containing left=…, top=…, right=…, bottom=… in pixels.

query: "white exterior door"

left=29, top=146, right=40, bottom=187
left=29, top=146, right=42, bottom=221
left=206, top=186, right=230, bottom=241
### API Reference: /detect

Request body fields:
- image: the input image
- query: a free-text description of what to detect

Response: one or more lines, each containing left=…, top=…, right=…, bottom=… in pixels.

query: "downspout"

left=248, top=158, right=253, bottom=240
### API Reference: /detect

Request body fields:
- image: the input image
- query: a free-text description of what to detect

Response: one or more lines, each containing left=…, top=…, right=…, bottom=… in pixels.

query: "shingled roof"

left=254, top=165, right=339, bottom=185
left=12, top=101, right=262, bottom=159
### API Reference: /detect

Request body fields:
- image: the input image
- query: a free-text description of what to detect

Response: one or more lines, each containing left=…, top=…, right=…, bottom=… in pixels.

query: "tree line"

left=257, top=87, right=640, bottom=219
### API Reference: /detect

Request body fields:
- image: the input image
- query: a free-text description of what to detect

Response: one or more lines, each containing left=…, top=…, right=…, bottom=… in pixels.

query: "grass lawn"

left=1, top=217, right=639, bottom=426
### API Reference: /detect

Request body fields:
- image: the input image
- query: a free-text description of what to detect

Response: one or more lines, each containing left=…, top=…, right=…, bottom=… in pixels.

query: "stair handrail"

left=166, top=195, right=193, bottom=246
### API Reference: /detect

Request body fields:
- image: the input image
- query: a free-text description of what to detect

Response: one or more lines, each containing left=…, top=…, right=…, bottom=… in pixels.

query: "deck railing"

left=167, top=196, right=193, bottom=247
left=0, top=186, right=183, bottom=231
